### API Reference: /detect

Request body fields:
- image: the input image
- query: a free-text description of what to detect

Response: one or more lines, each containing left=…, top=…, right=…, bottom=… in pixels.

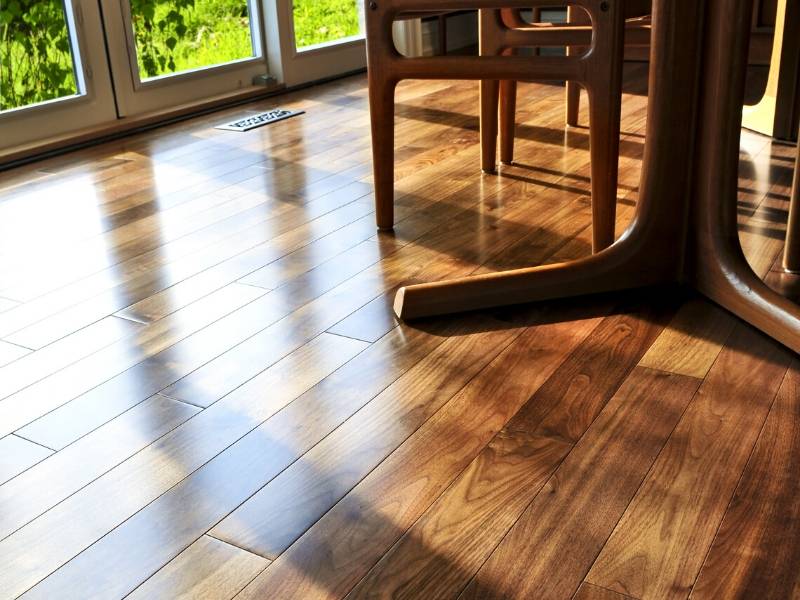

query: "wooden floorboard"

left=585, top=324, right=793, bottom=599
left=0, top=67, right=796, bottom=599
left=691, top=362, right=800, bottom=599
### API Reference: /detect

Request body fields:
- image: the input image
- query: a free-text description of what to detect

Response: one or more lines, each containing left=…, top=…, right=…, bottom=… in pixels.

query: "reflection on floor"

left=0, top=67, right=797, bottom=600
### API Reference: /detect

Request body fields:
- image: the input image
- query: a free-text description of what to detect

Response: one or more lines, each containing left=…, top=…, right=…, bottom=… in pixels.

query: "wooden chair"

left=366, top=1, right=627, bottom=252
left=478, top=4, right=652, bottom=252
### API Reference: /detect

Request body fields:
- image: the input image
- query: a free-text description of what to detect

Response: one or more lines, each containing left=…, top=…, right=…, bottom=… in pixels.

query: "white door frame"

left=265, top=0, right=368, bottom=87
left=100, top=0, right=271, bottom=117
left=0, top=0, right=117, bottom=155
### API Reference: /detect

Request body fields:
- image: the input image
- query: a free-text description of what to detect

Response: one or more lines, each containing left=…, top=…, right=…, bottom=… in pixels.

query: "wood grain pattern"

left=343, top=300, right=674, bottom=600
left=126, top=535, right=269, bottom=600
left=210, top=314, right=533, bottom=560
left=235, top=307, right=608, bottom=600
left=585, top=323, right=792, bottom=599
left=638, top=297, right=737, bottom=378
left=2, top=334, right=366, bottom=600
left=26, top=320, right=519, bottom=600
left=573, top=582, right=634, bottom=600
left=346, top=428, right=572, bottom=600
left=0, top=62, right=794, bottom=600
left=691, top=362, right=800, bottom=599
left=458, top=367, right=700, bottom=600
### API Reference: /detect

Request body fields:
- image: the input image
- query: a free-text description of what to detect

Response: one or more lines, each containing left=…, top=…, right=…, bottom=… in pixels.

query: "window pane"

left=0, top=0, right=79, bottom=111
left=129, top=0, right=256, bottom=80
left=293, top=0, right=361, bottom=49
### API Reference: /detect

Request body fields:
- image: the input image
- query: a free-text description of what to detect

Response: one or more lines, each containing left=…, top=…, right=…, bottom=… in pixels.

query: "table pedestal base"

left=393, top=0, right=800, bottom=355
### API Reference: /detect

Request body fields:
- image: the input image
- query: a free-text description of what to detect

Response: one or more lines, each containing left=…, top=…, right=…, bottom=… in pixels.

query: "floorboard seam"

left=10, top=433, right=55, bottom=452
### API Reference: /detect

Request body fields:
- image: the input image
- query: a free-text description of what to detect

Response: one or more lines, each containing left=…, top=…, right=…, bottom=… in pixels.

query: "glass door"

left=0, top=0, right=117, bottom=154
left=100, top=0, right=269, bottom=116
left=0, top=0, right=371, bottom=160
left=268, top=0, right=367, bottom=87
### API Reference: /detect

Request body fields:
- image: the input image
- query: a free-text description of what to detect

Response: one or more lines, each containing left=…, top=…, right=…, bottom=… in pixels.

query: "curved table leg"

left=690, top=0, right=800, bottom=352
left=394, top=233, right=671, bottom=319
left=395, top=0, right=703, bottom=322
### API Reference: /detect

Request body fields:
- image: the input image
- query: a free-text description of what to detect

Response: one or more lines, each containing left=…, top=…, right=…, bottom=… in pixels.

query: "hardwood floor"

left=0, top=66, right=797, bottom=599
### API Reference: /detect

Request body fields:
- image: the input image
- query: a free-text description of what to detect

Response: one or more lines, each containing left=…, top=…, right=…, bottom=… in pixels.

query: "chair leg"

left=480, top=79, right=500, bottom=173
left=566, top=5, right=589, bottom=127
left=499, top=79, right=517, bottom=165
left=587, top=82, right=623, bottom=252
left=479, top=9, right=505, bottom=174
left=369, top=77, right=397, bottom=230
left=566, top=81, right=581, bottom=127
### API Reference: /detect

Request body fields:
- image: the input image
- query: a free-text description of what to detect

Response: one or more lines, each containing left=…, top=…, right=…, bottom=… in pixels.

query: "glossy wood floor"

left=0, top=67, right=798, bottom=600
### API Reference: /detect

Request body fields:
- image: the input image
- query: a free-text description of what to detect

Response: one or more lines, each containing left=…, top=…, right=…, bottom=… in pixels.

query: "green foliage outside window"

left=130, top=0, right=254, bottom=80
left=0, top=0, right=360, bottom=112
left=293, top=0, right=360, bottom=48
left=0, top=0, right=77, bottom=111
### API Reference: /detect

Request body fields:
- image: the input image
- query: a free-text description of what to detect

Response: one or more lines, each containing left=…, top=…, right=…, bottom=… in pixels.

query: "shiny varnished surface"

left=0, top=68, right=797, bottom=599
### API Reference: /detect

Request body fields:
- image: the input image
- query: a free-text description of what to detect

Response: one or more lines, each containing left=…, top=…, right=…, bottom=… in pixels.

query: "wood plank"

left=6, top=313, right=440, bottom=538
left=2, top=155, right=372, bottom=296
left=585, top=323, right=793, bottom=600
left=109, top=199, right=376, bottom=324
left=14, top=292, right=292, bottom=450
left=573, top=583, right=634, bottom=600
left=691, top=363, right=800, bottom=599
left=158, top=175, right=516, bottom=406
left=1, top=333, right=367, bottom=600
left=0, top=68, right=790, bottom=600
left=0, top=340, right=30, bottom=367
left=0, top=315, right=142, bottom=401
left=456, top=367, right=699, bottom=600
left=638, top=297, right=737, bottom=378
left=0, top=394, right=199, bottom=541
left=0, top=96, right=383, bottom=287
left=0, top=435, right=52, bottom=486
left=3, top=196, right=372, bottom=348
left=17, top=239, right=399, bottom=450
left=346, top=431, right=573, bottom=599
left=238, top=213, right=383, bottom=291
left=344, top=300, right=681, bottom=600
left=126, top=535, right=269, bottom=600
left=504, top=294, right=677, bottom=443
left=21, top=318, right=521, bottom=599
left=0, top=283, right=264, bottom=441
left=209, top=310, right=545, bottom=560
left=232, top=304, right=610, bottom=600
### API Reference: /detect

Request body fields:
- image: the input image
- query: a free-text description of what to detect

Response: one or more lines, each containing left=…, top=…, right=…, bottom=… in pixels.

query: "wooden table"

left=392, top=0, right=800, bottom=354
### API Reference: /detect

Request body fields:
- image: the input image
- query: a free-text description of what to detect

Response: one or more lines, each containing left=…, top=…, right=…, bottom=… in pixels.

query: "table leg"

left=783, top=135, right=800, bottom=272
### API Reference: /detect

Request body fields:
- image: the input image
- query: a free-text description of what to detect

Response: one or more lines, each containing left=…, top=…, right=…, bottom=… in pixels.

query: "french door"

left=0, top=0, right=367, bottom=159
left=0, top=0, right=118, bottom=151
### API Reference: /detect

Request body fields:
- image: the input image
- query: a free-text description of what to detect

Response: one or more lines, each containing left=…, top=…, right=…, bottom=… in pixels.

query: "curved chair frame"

left=366, top=0, right=626, bottom=252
